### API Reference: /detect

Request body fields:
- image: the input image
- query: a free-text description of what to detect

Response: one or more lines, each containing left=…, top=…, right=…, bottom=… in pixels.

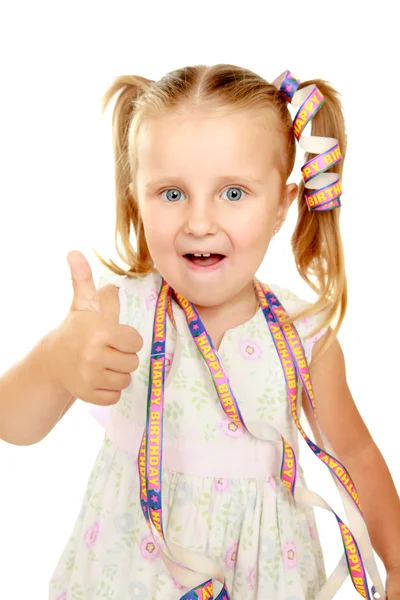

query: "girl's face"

left=133, top=109, right=297, bottom=307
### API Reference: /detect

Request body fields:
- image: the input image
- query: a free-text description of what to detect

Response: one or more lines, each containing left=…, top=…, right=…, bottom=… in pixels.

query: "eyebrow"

left=145, top=175, right=264, bottom=189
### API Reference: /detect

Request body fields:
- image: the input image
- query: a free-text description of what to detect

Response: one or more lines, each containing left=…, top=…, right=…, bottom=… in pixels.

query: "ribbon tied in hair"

left=273, top=70, right=342, bottom=212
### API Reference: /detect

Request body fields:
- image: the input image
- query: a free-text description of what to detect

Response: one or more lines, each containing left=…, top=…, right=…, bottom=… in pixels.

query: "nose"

left=184, top=197, right=218, bottom=237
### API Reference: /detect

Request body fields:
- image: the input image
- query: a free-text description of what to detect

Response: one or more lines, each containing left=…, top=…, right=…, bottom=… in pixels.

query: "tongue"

left=190, top=254, right=223, bottom=267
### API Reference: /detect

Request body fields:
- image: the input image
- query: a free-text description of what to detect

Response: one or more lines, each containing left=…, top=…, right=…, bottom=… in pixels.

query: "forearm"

left=344, top=442, right=400, bottom=570
left=0, top=331, right=75, bottom=446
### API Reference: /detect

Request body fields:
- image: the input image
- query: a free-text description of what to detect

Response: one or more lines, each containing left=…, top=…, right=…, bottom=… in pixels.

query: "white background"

left=0, top=1, right=399, bottom=599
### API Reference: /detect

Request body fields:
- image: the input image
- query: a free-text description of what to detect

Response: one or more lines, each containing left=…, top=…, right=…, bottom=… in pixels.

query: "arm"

left=0, top=333, right=75, bottom=446
left=0, top=284, right=120, bottom=446
left=302, top=330, right=400, bottom=572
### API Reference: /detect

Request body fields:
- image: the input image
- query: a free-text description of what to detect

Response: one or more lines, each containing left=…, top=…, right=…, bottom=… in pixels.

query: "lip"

left=182, top=251, right=225, bottom=256
left=182, top=254, right=226, bottom=273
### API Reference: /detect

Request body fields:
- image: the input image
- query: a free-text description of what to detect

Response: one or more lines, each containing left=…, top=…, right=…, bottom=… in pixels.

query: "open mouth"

left=184, top=253, right=225, bottom=267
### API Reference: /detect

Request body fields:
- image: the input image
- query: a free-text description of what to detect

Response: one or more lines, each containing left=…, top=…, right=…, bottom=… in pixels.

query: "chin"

left=182, top=290, right=221, bottom=307
left=179, top=283, right=232, bottom=309
left=157, top=269, right=214, bottom=304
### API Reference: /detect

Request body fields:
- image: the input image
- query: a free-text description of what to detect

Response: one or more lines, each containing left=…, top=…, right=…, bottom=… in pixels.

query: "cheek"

left=141, top=207, right=176, bottom=252
left=231, top=210, right=272, bottom=248
left=141, top=204, right=165, bottom=234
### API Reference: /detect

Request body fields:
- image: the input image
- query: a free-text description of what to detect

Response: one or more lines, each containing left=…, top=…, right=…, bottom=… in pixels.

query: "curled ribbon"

left=272, top=69, right=343, bottom=212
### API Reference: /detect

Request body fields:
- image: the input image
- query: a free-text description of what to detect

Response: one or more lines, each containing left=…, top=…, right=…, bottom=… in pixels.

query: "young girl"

left=2, top=65, right=399, bottom=599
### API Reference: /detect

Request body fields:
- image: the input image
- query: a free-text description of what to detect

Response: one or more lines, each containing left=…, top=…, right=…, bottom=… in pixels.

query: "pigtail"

left=93, top=75, right=155, bottom=276
left=290, top=79, right=348, bottom=359
left=91, top=65, right=349, bottom=358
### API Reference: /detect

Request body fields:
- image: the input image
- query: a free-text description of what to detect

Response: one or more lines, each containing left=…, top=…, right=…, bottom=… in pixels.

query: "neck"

left=194, top=280, right=258, bottom=347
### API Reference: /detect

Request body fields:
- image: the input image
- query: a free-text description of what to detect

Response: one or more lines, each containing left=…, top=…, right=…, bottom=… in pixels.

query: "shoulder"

left=96, top=267, right=162, bottom=326
left=266, top=282, right=315, bottom=325
left=266, top=281, right=332, bottom=363
left=267, top=281, right=311, bottom=310
left=97, top=266, right=161, bottom=294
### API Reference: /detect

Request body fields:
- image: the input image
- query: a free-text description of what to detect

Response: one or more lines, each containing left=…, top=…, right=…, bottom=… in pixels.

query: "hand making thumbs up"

left=47, top=250, right=143, bottom=406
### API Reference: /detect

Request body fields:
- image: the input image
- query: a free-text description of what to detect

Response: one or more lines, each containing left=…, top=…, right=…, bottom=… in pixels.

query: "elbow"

left=0, top=420, right=52, bottom=446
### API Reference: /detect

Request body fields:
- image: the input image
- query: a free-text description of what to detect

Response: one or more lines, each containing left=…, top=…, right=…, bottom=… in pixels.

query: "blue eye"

left=222, top=187, right=245, bottom=201
left=161, top=189, right=182, bottom=202
left=161, top=187, right=246, bottom=202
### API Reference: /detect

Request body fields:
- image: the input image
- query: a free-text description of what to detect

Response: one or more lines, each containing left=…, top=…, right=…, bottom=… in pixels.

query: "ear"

left=275, top=183, right=298, bottom=230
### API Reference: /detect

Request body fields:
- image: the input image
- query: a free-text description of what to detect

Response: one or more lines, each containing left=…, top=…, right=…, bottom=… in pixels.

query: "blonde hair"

left=94, top=64, right=348, bottom=361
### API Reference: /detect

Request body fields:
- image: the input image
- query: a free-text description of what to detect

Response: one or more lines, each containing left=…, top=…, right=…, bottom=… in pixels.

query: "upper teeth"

left=193, top=253, right=211, bottom=257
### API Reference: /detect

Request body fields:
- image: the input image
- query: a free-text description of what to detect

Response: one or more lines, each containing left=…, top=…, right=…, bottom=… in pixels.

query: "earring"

left=272, top=228, right=278, bottom=237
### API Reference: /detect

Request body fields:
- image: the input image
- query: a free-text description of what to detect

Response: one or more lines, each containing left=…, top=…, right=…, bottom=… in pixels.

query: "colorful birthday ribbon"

left=137, top=278, right=386, bottom=599
left=258, top=281, right=385, bottom=599
left=272, top=69, right=343, bottom=212
left=172, top=280, right=384, bottom=599
left=138, top=282, right=229, bottom=599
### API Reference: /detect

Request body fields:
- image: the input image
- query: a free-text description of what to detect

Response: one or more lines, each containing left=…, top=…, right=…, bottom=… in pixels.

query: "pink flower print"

left=56, top=593, right=67, bottom=600
left=140, top=534, right=160, bottom=560
left=240, top=340, right=262, bottom=360
left=283, top=541, right=297, bottom=568
left=145, top=289, right=158, bottom=311
left=83, top=520, right=101, bottom=548
left=219, top=417, right=244, bottom=438
left=165, top=352, right=173, bottom=377
left=267, top=475, right=277, bottom=490
left=224, top=541, right=239, bottom=570
left=214, top=477, right=230, bottom=492
left=247, top=566, right=256, bottom=590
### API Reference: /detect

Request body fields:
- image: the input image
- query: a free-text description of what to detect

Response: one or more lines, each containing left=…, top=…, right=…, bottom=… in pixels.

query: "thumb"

left=67, top=250, right=102, bottom=314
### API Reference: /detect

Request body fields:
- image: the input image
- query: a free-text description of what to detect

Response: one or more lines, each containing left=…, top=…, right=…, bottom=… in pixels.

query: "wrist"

left=39, top=329, right=73, bottom=401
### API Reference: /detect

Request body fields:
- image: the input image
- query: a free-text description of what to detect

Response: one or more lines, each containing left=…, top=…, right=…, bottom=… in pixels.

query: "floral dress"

left=49, top=268, right=333, bottom=600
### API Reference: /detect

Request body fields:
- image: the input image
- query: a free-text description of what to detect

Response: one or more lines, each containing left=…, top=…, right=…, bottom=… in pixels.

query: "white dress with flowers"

left=49, top=268, right=331, bottom=600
